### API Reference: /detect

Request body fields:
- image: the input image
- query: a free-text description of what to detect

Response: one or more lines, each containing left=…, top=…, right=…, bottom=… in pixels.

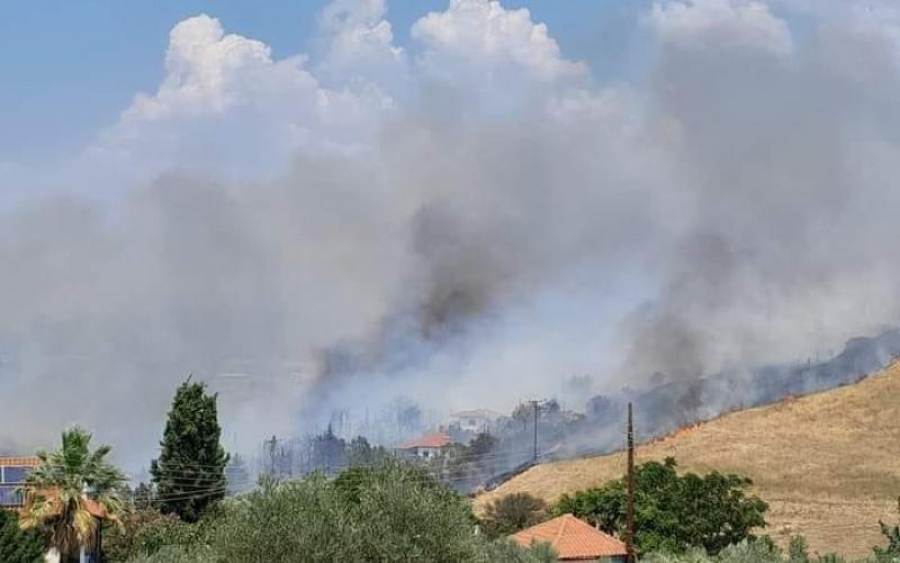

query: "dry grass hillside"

left=475, top=361, right=900, bottom=557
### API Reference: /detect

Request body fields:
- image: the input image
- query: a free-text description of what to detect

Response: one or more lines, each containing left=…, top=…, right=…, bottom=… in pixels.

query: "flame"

left=650, top=420, right=704, bottom=446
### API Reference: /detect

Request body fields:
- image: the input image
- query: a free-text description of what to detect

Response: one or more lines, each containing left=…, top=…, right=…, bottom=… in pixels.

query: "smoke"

left=3, top=0, right=900, bottom=466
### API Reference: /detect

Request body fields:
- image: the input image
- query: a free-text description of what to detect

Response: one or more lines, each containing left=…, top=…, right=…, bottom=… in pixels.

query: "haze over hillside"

left=476, top=361, right=900, bottom=557
left=5, top=0, right=900, bottom=473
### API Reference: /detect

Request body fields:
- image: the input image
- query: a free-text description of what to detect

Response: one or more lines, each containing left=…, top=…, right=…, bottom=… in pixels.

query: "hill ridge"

left=475, top=361, right=900, bottom=557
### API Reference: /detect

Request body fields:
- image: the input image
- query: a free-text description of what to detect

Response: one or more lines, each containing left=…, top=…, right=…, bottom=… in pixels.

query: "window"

left=2, top=466, right=31, bottom=484
left=0, top=485, right=23, bottom=507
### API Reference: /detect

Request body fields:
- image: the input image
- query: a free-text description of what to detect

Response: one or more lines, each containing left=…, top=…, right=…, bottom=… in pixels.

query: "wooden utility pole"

left=625, top=402, right=636, bottom=563
left=530, top=400, right=541, bottom=461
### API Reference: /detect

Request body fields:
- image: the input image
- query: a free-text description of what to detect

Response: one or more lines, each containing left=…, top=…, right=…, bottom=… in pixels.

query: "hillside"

left=475, top=361, right=900, bottom=557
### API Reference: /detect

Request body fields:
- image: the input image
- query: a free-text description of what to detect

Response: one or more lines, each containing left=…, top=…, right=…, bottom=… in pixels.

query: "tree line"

left=4, top=377, right=900, bottom=562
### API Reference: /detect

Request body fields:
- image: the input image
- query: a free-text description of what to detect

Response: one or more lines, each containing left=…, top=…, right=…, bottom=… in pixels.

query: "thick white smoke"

left=3, top=0, right=900, bottom=466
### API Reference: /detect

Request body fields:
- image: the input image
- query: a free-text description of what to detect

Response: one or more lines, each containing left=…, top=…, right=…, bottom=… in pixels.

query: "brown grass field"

left=474, top=361, right=900, bottom=557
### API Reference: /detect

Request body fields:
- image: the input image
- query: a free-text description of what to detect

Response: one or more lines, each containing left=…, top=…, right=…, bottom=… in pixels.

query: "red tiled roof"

left=511, top=514, right=628, bottom=560
left=0, top=457, right=40, bottom=467
left=394, top=432, right=453, bottom=450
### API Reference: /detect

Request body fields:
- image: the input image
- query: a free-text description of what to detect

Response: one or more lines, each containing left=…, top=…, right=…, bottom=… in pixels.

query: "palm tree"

left=19, top=427, right=127, bottom=562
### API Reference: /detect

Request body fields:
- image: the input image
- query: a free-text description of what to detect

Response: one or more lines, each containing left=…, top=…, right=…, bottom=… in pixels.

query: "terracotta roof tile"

left=0, top=457, right=40, bottom=467
left=511, top=514, right=628, bottom=560
left=394, top=432, right=453, bottom=450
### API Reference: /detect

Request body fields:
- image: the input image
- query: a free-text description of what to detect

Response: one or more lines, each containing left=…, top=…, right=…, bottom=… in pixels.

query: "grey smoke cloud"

left=2, top=0, right=900, bottom=466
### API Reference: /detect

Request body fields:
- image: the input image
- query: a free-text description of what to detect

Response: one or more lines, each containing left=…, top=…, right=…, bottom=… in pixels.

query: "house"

left=0, top=456, right=40, bottom=510
left=2, top=456, right=104, bottom=563
left=511, top=514, right=628, bottom=562
left=448, top=409, right=501, bottom=434
left=393, top=432, right=454, bottom=459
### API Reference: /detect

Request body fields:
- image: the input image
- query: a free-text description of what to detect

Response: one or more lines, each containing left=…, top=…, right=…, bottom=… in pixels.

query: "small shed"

left=511, top=514, right=628, bottom=562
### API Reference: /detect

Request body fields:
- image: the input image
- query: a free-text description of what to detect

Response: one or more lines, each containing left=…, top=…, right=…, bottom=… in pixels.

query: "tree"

left=112, top=462, right=556, bottom=563
left=309, top=425, right=346, bottom=476
left=20, top=427, right=127, bottom=562
left=0, top=509, right=44, bottom=563
left=347, top=436, right=389, bottom=467
left=151, top=378, right=229, bottom=523
left=874, top=498, right=900, bottom=559
left=133, top=482, right=155, bottom=510
left=482, top=492, right=548, bottom=537
left=554, top=457, right=767, bottom=555
left=512, top=402, right=533, bottom=433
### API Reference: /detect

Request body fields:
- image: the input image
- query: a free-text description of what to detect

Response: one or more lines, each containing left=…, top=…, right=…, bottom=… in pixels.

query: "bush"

left=122, top=545, right=208, bottom=563
left=554, top=457, right=767, bottom=555
left=788, top=535, right=811, bottom=563
left=481, top=492, right=548, bottom=537
left=103, top=507, right=194, bottom=562
left=874, top=499, right=900, bottom=561
left=0, top=508, right=45, bottom=563
left=475, top=538, right=557, bottom=563
left=717, top=538, right=783, bottom=563
left=127, top=460, right=550, bottom=563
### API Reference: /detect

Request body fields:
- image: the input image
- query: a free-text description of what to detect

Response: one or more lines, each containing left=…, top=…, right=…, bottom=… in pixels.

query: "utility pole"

left=625, top=402, right=636, bottom=563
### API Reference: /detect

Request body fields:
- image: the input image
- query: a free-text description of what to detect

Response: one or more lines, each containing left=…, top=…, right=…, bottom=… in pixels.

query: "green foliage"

left=481, top=492, right=548, bottom=537
left=788, top=535, right=811, bottom=563
left=0, top=509, right=45, bottom=563
left=446, top=432, right=506, bottom=493
left=640, top=537, right=886, bottom=563
left=102, top=507, right=195, bottom=563
left=874, top=499, right=900, bottom=560
left=151, top=378, right=229, bottom=523
left=716, top=538, right=783, bottom=563
left=554, top=457, right=768, bottom=555
left=122, top=545, right=208, bottom=563
left=347, top=436, right=390, bottom=468
left=125, top=461, right=553, bottom=563
left=474, top=538, right=557, bottom=563
left=133, top=482, right=155, bottom=510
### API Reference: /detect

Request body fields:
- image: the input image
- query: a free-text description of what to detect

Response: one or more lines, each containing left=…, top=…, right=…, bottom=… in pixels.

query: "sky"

left=0, top=1, right=636, bottom=161
left=3, top=0, right=900, bottom=464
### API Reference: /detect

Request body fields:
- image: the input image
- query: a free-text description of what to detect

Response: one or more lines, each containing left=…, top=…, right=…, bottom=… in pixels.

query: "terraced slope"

left=475, top=362, right=900, bottom=557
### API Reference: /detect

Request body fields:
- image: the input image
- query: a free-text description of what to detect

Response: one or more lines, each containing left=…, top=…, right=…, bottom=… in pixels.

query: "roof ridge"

left=554, top=514, right=570, bottom=545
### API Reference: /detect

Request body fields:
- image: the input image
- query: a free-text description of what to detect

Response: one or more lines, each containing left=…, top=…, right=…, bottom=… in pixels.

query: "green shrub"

left=788, top=535, right=811, bottom=563
left=122, top=545, right=208, bottom=563
left=481, top=492, right=548, bottom=538
left=555, top=457, right=767, bottom=555
left=475, top=539, right=557, bottom=563
left=103, top=507, right=196, bottom=562
left=717, top=538, right=782, bottom=563
left=127, top=460, right=550, bottom=562
left=0, top=508, right=45, bottom=563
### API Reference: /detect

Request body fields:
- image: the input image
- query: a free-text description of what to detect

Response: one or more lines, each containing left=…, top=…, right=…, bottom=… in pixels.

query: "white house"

left=448, top=409, right=501, bottom=434
left=393, top=432, right=454, bottom=459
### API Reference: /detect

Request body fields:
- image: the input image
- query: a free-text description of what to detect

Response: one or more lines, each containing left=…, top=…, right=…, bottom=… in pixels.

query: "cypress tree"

left=151, top=377, right=229, bottom=522
left=0, top=509, right=45, bottom=563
